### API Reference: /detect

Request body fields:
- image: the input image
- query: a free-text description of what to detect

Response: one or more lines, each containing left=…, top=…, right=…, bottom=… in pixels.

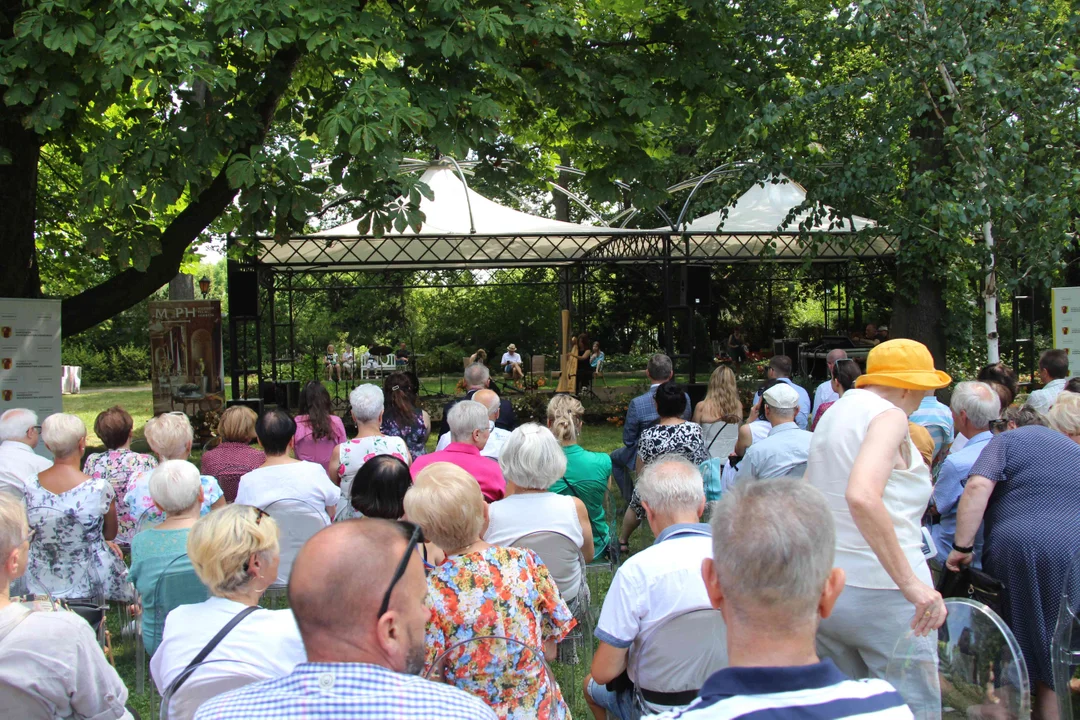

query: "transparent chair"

left=136, top=553, right=209, bottom=695
left=887, top=597, right=1031, bottom=720
left=261, top=498, right=331, bottom=604
left=424, top=635, right=562, bottom=719
left=1052, top=548, right=1080, bottom=719
left=159, top=658, right=269, bottom=720
left=629, top=607, right=729, bottom=715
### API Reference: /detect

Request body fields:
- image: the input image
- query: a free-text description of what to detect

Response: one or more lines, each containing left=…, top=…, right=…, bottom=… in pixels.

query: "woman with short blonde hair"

left=151, top=504, right=306, bottom=695
left=1048, top=391, right=1080, bottom=441
left=199, top=406, right=265, bottom=502
left=124, top=413, right=225, bottom=537
left=405, top=464, right=576, bottom=718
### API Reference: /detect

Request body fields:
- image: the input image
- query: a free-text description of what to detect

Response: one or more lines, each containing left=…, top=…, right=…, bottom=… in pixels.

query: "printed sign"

left=1052, top=287, right=1080, bottom=376
left=0, top=298, right=63, bottom=459
left=149, top=300, right=225, bottom=415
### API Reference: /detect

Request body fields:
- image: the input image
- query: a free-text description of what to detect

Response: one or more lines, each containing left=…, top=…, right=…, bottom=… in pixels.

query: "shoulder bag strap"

left=171, top=606, right=259, bottom=694
left=0, top=604, right=34, bottom=646
left=705, top=422, right=730, bottom=455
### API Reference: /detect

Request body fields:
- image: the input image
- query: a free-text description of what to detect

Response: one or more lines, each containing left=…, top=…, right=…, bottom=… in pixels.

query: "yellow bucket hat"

left=854, top=339, right=951, bottom=391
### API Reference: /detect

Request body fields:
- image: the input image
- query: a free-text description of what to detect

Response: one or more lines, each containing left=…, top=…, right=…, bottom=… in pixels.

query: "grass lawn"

left=70, top=385, right=650, bottom=719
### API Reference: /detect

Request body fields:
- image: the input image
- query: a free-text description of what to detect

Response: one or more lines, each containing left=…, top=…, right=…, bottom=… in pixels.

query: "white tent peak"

left=679, top=174, right=876, bottom=234
left=316, top=165, right=621, bottom=237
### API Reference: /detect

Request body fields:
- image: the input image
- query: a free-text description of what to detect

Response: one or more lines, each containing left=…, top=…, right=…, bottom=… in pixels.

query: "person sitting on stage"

left=395, top=341, right=410, bottom=366
left=340, top=343, right=355, bottom=381
left=439, top=363, right=518, bottom=435
left=502, top=343, right=524, bottom=380
left=412, top=401, right=506, bottom=502
left=725, top=328, right=748, bottom=366
left=323, top=344, right=340, bottom=382
left=470, top=347, right=488, bottom=365
left=435, top=389, right=511, bottom=460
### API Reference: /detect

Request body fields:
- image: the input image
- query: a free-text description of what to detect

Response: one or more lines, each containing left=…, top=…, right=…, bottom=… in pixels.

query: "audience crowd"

left=2, top=341, right=1078, bottom=720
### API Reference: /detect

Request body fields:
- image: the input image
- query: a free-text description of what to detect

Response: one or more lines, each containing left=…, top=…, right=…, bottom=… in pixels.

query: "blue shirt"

left=194, top=662, right=498, bottom=720
left=909, top=396, right=954, bottom=464
left=752, top=379, right=812, bottom=430
left=931, top=430, right=993, bottom=566
left=653, top=659, right=912, bottom=719
left=734, top=423, right=813, bottom=482
left=654, top=522, right=712, bottom=545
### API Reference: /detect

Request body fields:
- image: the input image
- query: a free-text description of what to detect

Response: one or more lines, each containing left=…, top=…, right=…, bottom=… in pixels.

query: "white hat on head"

left=763, top=383, right=800, bottom=410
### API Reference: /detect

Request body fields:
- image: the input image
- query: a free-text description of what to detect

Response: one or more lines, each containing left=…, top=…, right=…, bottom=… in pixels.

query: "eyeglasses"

left=989, top=418, right=1009, bottom=434
left=378, top=521, right=424, bottom=618
left=22, top=527, right=36, bottom=544
left=241, top=508, right=271, bottom=574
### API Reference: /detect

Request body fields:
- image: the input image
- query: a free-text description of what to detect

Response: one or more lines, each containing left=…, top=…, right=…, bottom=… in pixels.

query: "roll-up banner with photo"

left=0, top=298, right=63, bottom=460
left=149, top=300, right=225, bottom=416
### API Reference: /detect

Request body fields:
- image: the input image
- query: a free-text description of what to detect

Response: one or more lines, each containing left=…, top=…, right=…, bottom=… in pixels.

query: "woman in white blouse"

left=151, top=504, right=306, bottom=695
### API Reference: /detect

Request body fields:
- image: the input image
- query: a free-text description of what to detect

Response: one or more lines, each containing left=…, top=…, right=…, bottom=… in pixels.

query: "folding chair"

left=425, top=635, right=562, bottom=720
left=260, top=498, right=331, bottom=605
left=629, top=607, right=729, bottom=716
left=136, top=554, right=209, bottom=696
left=159, top=658, right=269, bottom=720
left=888, top=598, right=1030, bottom=720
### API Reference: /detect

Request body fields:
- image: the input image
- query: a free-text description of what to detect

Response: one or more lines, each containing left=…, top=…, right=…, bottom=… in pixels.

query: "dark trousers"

left=610, top=444, right=636, bottom=502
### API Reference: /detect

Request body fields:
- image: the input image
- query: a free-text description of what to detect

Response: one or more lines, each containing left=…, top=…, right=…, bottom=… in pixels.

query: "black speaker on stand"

left=228, top=260, right=260, bottom=318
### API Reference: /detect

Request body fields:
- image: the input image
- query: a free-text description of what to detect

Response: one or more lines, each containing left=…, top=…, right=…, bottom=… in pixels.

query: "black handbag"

left=935, top=566, right=1006, bottom=617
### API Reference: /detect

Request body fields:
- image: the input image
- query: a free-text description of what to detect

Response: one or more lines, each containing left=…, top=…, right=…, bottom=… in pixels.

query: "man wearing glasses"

left=195, top=518, right=497, bottom=720
left=0, top=408, right=51, bottom=497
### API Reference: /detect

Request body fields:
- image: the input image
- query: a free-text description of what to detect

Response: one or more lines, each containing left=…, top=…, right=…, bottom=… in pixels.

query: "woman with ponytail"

left=547, top=394, right=613, bottom=558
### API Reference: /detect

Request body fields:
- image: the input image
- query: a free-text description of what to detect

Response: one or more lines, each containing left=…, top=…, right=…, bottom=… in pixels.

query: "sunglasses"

left=378, top=521, right=425, bottom=618
left=989, top=418, right=1009, bottom=434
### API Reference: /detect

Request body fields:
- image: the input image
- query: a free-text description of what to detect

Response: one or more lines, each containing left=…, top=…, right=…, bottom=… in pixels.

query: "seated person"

left=83, top=405, right=157, bottom=540
left=194, top=518, right=496, bottom=720
left=439, top=363, right=518, bottom=435
left=235, top=409, right=338, bottom=522
left=734, top=383, right=813, bottom=481
left=404, top=463, right=576, bottom=719
left=435, top=389, right=511, bottom=459
left=502, top=343, right=524, bottom=380
left=151, top=504, right=306, bottom=694
left=547, top=394, right=612, bottom=559
left=584, top=456, right=713, bottom=720
left=129, top=459, right=204, bottom=654
left=349, top=455, right=445, bottom=566
left=292, top=381, right=347, bottom=474
left=0, top=494, right=134, bottom=720
left=395, top=341, right=410, bottom=366
left=652, top=479, right=912, bottom=720
left=198, top=405, right=265, bottom=503
left=411, top=401, right=506, bottom=502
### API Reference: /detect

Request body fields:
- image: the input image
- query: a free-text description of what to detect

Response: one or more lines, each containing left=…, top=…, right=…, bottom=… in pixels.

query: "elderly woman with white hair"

left=946, top=390, right=1080, bottom=716
left=0, top=494, right=135, bottom=719
left=329, top=383, right=411, bottom=517
left=123, top=412, right=225, bottom=542
left=484, top=423, right=594, bottom=604
left=404, top=462, right=576, bottom=720
left=129, top=459, right=205, bottom=654
left=23, top=413, right=133, bottom=601
left=151, top=503, right=306, bottom=695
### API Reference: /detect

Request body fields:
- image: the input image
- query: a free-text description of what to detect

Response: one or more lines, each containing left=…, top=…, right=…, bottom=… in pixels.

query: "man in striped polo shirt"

left=655, top=479, right=914, bottom=720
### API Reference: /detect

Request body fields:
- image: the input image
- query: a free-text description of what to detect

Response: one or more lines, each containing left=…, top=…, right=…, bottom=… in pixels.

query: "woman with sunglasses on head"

left=151, top=504, right=306, bottom=698
left=811, top=357, right=862, bottom=430
left=404, top=462, right=576, bottom=720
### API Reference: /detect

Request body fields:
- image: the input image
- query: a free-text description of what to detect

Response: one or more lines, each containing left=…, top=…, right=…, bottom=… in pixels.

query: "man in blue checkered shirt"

left=195, top=519, right=496, bottom=720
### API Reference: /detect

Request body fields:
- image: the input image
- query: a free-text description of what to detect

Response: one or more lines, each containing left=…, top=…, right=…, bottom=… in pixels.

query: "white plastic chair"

left=628, top=607, right=729, bottom=715
left=260, top=498, right=331, bottom=600
left=160, top=658, right=269, bottom=720
left=1051, top=549, right=1080, bottom=720
left=887, top=597, right=1030, bottom=720
left=24, top=505, right=106, bottom=602
left=424, top=635, right=562, bottom=719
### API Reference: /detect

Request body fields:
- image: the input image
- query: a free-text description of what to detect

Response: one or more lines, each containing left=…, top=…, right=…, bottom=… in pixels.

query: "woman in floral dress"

left=404, top=463, right=575, bottom=720
left=25, top=413, right=133, bottom=601
left=82, top=406, right=157, bottom=543
left=329, top=383, right=410, bottom=520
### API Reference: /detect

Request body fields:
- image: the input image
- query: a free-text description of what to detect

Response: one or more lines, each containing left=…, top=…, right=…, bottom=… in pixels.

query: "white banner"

left=1052, top=287, right=1080, bottom=377
left=0, top=298, right=63, bottom=460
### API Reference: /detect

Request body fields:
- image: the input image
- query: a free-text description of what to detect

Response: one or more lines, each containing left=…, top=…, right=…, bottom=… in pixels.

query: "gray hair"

left=463, top=362, right=490, bottom=388
left=148, top=460, right=203, bottom=514
left=0, top=408, right=36, bottom=442
left=498, top=423, right=567, bottom=490
left=0, top=493, right=28, bottom=560
left=349, top=383, right=384, bottom=423
left=826, top=348, right=848, bottom=365
left=448, top=400, right=489, bottom=443
left=711, top=478, right=835, bottom=622
left=646, top=354, right=673, bottom=382
left=950, top=381, right=1000, bottom=430
left=41, top=413, right=86, bottom=458
left=636, top=455, right=705, bottom=514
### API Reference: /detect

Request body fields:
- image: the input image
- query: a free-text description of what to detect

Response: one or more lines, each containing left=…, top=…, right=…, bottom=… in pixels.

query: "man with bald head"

left=433, top=388, right=511, bottom=460
left=812, top=349, right=847, bottom=420
left=196, top=519, right=496, bottom=720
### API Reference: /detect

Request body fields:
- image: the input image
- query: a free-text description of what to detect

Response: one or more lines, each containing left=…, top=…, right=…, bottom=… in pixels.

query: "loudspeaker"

left=226, top=398, right=264, bottom=414
left=687, top=266, right=712, bottom=306
left=228, top=260, right=259, bottom=317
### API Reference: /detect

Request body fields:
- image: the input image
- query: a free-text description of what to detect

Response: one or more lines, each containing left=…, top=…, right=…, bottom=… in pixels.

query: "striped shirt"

left=194, top=662, right=497, bottom=720
left=909, top=395, right=954, bottom=464
left=653, top=660, right=912, bottom=720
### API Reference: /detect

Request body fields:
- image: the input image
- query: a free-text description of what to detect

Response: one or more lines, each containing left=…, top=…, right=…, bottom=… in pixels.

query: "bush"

left=62, top=342, right=152, bottom=385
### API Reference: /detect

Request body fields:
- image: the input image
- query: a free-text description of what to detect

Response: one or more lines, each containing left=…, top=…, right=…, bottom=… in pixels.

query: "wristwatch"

left=953, top=544, right=974, bottom=554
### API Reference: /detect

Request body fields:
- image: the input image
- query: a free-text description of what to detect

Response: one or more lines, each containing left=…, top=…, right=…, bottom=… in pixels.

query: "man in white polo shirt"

left=654, top=479, right=912, bottom=720
left=434, top=389, right=511, bottom=460
left=0, top=408, right=52, bottom=496
left=813, top=349, right=848, bottom=417
left=583, top=455, right=713, bottom=720
left=235, top=408, right=338, bottom=523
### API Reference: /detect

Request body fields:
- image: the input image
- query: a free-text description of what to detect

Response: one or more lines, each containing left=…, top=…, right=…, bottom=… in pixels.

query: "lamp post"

left=199, top=276, right=212, bottom=299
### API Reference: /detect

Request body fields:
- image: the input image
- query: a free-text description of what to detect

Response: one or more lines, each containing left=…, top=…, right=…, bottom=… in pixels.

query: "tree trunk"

left=890, top=272, right=948, bottom=369
left=169, top=274, right=194, bottom=300
left=0, top=109, right=42, bottom=299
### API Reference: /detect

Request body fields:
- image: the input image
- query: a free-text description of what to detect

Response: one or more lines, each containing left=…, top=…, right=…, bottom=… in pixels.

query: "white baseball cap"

left=763, top=383, right=800, bottom=410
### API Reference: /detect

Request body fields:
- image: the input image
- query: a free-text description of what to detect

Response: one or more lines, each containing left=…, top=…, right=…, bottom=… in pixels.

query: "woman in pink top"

left=292, top=381, right=347, bottom=473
